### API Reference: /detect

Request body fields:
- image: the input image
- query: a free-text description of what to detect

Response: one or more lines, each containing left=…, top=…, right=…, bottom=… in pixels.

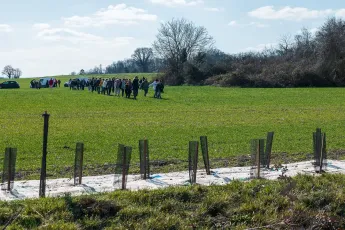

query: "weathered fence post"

left=322, top=133, right=327, bottom=170
left=1, top=148, right=17, bottom=191
left=200, top=136, right=211, bottom=175
left=74, top=142, right=84, bottom=185
left=122, top=146, right=132, bottom=190
left=265, top=132, right=274, bottom=168
left=313, top=128, right=327, bottom=173
left=250, top=139, right=265, bottom=179
left=114, top=144, right=132, bottom=190
left=39, top=111, right=50, bottom=198
left=189, top=141, right=199, bottom=184
left=139, top=140, right=150, bottom=180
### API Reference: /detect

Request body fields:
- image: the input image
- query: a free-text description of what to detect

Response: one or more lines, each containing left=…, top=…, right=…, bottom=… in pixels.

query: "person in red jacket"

left=49, top=78, right=54, bottom=89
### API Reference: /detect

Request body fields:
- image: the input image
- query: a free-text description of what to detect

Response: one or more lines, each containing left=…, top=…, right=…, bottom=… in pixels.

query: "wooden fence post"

left=74, top=142, right=84, bottom=185
left=200, top=136, right=211, bottom=175
left=39, top=111, right=49, bottom=198
left=1, top=148, right=17, bottom=191
left=189, top=141, right=199, bottom=184
left=114, top=144, right=132, bottom=190
left=265, top=132, right=274, bottom=168
left=139, top=140, right=150, bottom=179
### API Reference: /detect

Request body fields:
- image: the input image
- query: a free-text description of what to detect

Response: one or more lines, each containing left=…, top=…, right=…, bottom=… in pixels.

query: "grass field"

left=1, top=174, right=345, bottom=229
left=1, top=75, right=345, bottom=179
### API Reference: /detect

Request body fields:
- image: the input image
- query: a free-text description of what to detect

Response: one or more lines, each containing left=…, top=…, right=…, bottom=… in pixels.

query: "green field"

left=1, top=75, right=345, bottom=179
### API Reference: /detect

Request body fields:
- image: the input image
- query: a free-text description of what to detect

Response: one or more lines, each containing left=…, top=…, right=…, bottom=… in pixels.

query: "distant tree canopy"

left=78, top=17, right=345, bottom=87
left=205, top=17, right=345, bottom=87
left=153, top=18, right=214, bottom=85
left=131, top=48, right=154, bottom=73
left=2, top=65, right=22, bottom=79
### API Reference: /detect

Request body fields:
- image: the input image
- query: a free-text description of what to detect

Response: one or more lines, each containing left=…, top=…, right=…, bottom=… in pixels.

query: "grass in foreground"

left=1, top=75, right=345, bottom=179
left=1, top=174, right=345, bottom=229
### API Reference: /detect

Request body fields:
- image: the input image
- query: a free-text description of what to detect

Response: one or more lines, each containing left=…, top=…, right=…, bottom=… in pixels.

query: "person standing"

left=121, top=79, right=126, bottom=97
left=81, top=79, right=85, bottom=90
left=155, top=80, right=164, bottom=99
left=92, top=78, right=97, bottom=93
left=112, top=78, right=115, bottom=93
left=98, top=78, right=103, bottom=94
left=132, top=76, right=139, bottom=100
left=57, top=79, right=61, bottom=87
left=49, top=78, right=54, bottom=89
left=102, top=79, right=107, bottom=95
left=149, top=79, right=159, bottom=98
left=141, top=78, right=149, bottom=97
left=125, top=80, right=132, bottom=98
left=76, top=79, right=81, bottom=90
left=107, top=78, right=113, bottom=95
left=89, top=78, right=92, bottom=92
left=114, top=79, right=121, bottom=96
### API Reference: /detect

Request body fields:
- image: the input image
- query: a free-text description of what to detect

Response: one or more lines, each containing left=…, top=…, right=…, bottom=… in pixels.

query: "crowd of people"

left=30, top=78, right=61, bottom=89
left=68, top=76, right=164, bottom=99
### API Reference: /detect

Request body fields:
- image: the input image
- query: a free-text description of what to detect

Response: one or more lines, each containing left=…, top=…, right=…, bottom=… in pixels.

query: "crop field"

left=1, top=74, right=345, bottom=179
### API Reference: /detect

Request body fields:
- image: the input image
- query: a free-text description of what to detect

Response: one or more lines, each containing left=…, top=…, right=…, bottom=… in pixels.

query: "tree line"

left=79, top=17, right=345, bottom=87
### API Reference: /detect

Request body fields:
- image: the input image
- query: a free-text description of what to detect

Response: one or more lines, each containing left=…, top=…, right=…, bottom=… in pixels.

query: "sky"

left=0, top=0, right=344, bottom=78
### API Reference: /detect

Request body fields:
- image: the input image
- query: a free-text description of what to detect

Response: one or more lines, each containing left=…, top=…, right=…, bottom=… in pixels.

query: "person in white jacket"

left=102, top=79, right=107, bottom=95
left=149, top=79, right=159, bottom=98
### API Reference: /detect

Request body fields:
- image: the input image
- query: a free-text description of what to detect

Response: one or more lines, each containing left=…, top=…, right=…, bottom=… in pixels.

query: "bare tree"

left=277, top=34, right=293, bottom=56
left=153, top=18, right=214, bottom=84
left=131, top=48, right=154, bottom=72
left=315, top=17, right=345, bottom=83
left=13, top=68, right=22, bottom=79
left=2, top=65, right=15, bottom=79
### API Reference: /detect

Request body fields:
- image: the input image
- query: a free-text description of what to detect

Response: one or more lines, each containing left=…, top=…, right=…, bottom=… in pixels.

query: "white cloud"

left=0, top=28, right=141, bottom=77
left=249, top=6, right=334, bottom=21
left=228, top=20, right=269, bottom=28
left=228, top=21, right=237, bottom=26
left=204, top=7, right=224, bottom=12
left=63, top=4, right=157, bottom=27
left=150, top=0, right=203, bottom=7
left=0, top=24, right=13, bottom=32
left=0, top=43, right=138, bottom=77
left=36, top=28, right=134, bottom=46
left=336, top=9, right=345, bottom=18
left=33, top=23, right=51, bottom=30
left=244, top=43, right=277, bottom=52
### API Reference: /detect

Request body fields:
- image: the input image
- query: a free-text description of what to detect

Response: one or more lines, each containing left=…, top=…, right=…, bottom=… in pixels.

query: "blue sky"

left=0, top=0, right=344, bottom=77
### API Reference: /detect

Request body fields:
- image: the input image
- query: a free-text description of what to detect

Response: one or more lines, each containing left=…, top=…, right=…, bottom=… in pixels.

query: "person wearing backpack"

left=149, top=79, right=158, bottom=98
left=155, top=80, right=163, bottom=99
left=125, top=80, right=132, bottom=98
left=132, top=76, right=139, bottom=100
left=106, top=78, right=113, bottom=95
left=141, top=78, right=149, bottom=97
